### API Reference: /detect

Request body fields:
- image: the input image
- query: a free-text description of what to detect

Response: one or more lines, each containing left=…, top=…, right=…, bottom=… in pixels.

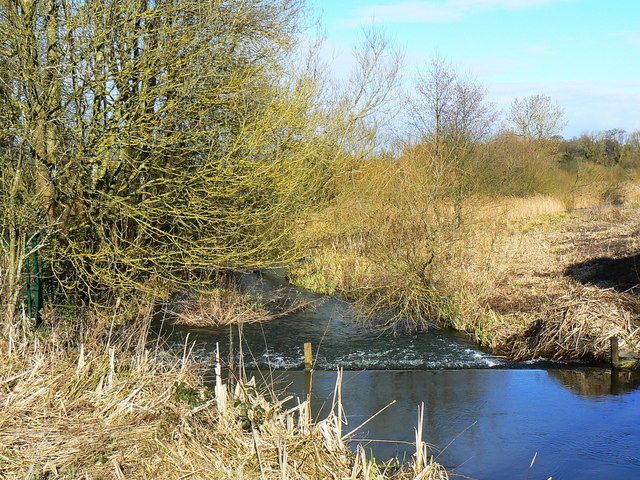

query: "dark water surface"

left=153, top=271, right=640, bottom=480
left=156, top=270, right=556, bottom=370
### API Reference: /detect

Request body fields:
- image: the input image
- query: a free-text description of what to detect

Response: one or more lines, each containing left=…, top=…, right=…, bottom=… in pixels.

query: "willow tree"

left=1, top=0, right=330, bottom=319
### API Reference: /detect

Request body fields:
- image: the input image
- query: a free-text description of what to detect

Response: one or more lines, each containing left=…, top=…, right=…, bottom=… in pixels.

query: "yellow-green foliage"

left=1, top=1, right=404, bottom=320
left=0, top=0, right=337, bottom=313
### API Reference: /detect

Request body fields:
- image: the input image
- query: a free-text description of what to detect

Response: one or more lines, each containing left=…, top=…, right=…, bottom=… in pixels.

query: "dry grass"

left=452, top=204, right=640, bottom=361
left=0, top=309, right=448, bottom=479
left=175, top=283, right=310, bottom=327
left=471, top=194, right=566, bottom=221
left=292, top=180, right=640, bottom=362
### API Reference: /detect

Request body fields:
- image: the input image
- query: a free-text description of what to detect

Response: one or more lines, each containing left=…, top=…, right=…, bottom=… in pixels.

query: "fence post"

left=24, top=235, right=43, bottom=325
left=304, top=342, right=313, bottom=371
left=32, top=235, right=42, bottom=326
left=611, top=336, right=619, bottom=369
left=304, top=342, right=313, bottom=395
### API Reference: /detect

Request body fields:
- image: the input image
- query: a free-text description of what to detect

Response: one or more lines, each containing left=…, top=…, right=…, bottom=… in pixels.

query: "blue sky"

left=307, top=0, right=640, bottom=138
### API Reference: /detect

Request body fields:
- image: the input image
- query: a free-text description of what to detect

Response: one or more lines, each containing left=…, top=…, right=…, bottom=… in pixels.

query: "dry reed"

left=175, top=283, right=310, bottom=327
left=0, top=309, right=448, bottom=479
left=293, top=184, right=640, bottom=363
left=459, top=203, right=640, bottom=361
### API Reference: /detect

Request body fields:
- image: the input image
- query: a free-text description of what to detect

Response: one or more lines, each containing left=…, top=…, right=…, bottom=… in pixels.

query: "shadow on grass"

left=565, top=254, right=640, bottom=293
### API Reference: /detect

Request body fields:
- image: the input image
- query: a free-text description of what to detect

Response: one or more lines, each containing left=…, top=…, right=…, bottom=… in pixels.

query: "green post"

left=24, top=235, right=43, bottom=325
left=32, top=235, right=42, bottom=326
left=26, top=253, right=33, bottom=321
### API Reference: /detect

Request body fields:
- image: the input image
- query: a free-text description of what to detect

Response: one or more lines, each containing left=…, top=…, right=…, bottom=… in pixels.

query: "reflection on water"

left=548, top=367, right=640, bottom=396
left=250, top=369, right=640, bottom=480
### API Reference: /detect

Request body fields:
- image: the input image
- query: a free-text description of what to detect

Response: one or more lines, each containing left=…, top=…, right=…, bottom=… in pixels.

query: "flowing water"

left=153, top=270, right=640, bottom=480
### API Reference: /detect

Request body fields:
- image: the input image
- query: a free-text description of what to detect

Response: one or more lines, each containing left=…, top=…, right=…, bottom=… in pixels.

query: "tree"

left=411, top=57, right=495, bottom=156
left=409, top=56, right=496, bottom=224
left=508, top=94, right=566, bottom=144
left=0, top=0, right=332, bottom=320
left=298, top=27, right=403, bottom=198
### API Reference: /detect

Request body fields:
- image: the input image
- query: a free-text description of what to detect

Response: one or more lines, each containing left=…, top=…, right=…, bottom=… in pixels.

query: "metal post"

left=25, top=253, right=32, bottom=321
left=32, top=235, right=42, bottom=326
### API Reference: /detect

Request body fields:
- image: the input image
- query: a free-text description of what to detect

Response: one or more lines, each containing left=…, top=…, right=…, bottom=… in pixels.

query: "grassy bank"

left=0, top=311, right=448, bottom=479
left=290, top=178, right=640, bottom=364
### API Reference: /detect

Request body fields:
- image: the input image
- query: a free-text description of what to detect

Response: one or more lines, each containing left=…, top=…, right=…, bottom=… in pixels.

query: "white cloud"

left=486, top=80, right=640, bottom=136
left=347, top=0, right=574, bottom=25
left=616, top=32, right=640, bottom=48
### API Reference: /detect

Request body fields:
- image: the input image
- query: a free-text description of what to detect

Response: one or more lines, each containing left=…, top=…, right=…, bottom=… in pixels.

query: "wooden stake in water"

left=304, top=342, right=313, bottom=371
left=304, top=342, right=313, bottom=395
left=611, top=336, right=619, bottom=369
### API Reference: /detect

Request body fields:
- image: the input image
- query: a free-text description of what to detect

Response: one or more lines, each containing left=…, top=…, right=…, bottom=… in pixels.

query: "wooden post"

left=611, top=336, right=619, bottom=369
left=304, top=342, right=313, bottom=395
left=304, top=342, right=313, bottom=371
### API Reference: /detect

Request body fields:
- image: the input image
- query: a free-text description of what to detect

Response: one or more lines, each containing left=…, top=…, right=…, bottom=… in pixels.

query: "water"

left=153, top=270, right=640, bottom=479
left=155, top=270, right=562, bottom=370
left=262, top=369, right=640, bottom=480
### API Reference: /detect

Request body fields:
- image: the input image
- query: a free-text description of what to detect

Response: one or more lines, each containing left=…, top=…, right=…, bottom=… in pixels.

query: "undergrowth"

left=291, top=170, right=640, bottom=362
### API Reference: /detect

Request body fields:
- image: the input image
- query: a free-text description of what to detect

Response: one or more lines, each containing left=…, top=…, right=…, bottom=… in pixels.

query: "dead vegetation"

left=0, top=310, right=448, bottom=479
left=174, top=282, right=310, bottom=327
left=459, top=203, right=640, bottom=362
left=292, top=187, right=640, bottom=363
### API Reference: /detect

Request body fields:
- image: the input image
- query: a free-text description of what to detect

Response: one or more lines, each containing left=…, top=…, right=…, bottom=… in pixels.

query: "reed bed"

left=445, top=204, right=640, bottom=361
left=0, top=311, right=448, bottom=479
left=292, top=190, right=640, bottom=363
left=490, top=285, right=640, bottom=361
left=175, top=283, right=310, bottom=327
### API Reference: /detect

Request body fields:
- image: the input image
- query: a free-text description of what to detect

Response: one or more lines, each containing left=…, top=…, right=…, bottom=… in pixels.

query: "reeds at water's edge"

left=291, top=196, right=640, bottom=363
left=0, top=309, right=448, bottom=479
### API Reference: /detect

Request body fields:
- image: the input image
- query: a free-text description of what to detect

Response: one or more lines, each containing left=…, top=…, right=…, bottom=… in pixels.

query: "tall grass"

left=291, top=146, right=640, bottom=361
left=0, top=308, right=448, bottom=479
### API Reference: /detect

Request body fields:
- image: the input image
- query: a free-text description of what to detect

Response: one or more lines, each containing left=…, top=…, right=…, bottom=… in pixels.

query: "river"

left=153, top=270, right=640, bottom=480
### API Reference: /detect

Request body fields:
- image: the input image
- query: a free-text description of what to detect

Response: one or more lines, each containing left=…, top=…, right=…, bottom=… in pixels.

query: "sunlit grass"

left=0, top=310, right=449, bottom=479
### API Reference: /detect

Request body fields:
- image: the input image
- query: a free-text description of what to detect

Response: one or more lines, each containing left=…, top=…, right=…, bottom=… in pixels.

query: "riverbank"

left=0, top=313, right=447, bottom=479
left=462, top=201, right=640, bottom=363
left=289, top=193, right=640, bottom=365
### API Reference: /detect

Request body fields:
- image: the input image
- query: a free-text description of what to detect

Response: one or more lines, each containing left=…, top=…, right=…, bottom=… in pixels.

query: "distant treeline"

left=560, top=130, right=640, bottom=169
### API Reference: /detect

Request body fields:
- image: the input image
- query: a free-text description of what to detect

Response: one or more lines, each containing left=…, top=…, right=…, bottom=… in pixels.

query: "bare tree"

left=508, top=94, right=566, bottom=144
left=409, top=56, right=496, bottom=226
left=412, top=56, right=495, bottom=158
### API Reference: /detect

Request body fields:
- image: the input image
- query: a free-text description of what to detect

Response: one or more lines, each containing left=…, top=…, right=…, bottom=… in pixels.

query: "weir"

left=153, top=270, right=640, bottom=480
